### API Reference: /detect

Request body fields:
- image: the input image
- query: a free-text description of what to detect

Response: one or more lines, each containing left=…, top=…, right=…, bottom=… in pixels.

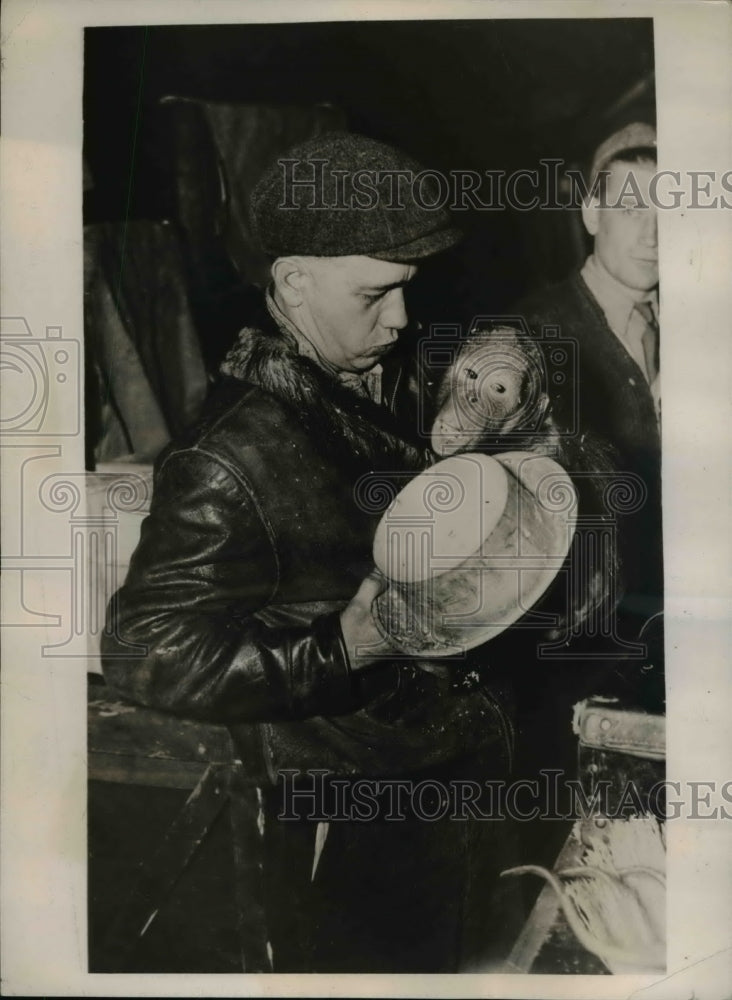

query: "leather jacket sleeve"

left=101, top=448, right=359, bottom=724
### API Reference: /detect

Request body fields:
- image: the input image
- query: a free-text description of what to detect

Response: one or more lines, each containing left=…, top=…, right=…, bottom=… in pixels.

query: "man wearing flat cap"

left=102, top=132, right=520, bottom=972
left=516, top=122, right=663, bottom=702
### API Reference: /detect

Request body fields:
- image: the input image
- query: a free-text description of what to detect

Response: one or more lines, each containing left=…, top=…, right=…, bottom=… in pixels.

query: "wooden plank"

left=89, top=752, right=208, bottom=790
left=88, top=681, right=235, bottom=765
left=228, top=764, right=272, bottom=973
left=98, top=763, right=230, bottom=972
left=505, top=830, right=583, bottom=973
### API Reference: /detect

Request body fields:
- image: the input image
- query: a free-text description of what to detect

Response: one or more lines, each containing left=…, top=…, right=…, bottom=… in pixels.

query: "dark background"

left=84, top=19, right=655, bottom=318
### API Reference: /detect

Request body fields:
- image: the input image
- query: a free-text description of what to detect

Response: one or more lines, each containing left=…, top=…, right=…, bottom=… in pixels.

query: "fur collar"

left=221, top=320, right=427, bottom=477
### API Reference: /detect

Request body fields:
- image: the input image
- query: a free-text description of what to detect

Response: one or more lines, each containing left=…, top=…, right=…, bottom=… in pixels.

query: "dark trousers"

left=261, top=746, right=524, bottom=973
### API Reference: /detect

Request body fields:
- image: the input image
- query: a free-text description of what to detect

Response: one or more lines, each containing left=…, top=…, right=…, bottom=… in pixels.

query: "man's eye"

left=361, top=292, right=383, bottom=304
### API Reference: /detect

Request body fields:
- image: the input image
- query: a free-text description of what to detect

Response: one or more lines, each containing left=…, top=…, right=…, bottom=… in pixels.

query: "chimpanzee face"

left=431, top=330, right=544, bottom=456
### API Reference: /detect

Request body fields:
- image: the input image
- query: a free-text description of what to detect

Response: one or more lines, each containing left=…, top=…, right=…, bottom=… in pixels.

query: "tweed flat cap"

left=250, top=131, right=462, bottom=262
left=590, top=122, right=657, bottom=181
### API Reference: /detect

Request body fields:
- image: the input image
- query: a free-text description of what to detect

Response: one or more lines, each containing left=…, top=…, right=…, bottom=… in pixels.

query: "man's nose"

left=380, top=289, right=409, bottom=331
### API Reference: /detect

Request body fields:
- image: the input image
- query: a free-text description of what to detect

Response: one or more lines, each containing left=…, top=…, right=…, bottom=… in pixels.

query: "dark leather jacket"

left=102, top=300, right=514, bottom=782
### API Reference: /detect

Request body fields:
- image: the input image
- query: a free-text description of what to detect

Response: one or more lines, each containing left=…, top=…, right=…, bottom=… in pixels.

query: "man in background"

left=507, top=126, right=664, bottom=890
left=517, top=122, right=662, bottom=700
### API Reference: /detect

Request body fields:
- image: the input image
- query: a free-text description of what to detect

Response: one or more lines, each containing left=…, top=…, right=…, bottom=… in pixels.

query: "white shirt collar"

left=581, top=254, right=658, bottom=342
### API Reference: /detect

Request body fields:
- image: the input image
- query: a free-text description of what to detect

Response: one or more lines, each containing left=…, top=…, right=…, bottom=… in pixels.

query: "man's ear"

left=581, top=198, right=600, bottom=237
left=271, top=256, right=307, bottom=307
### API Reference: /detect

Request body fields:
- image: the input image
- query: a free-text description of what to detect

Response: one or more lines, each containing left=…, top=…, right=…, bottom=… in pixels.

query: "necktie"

left=633, top=300, right=659, bottom=385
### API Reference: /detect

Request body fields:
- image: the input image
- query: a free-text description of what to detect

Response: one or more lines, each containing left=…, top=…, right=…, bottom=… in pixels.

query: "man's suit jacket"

left=515, top=269, right=663, bottom=628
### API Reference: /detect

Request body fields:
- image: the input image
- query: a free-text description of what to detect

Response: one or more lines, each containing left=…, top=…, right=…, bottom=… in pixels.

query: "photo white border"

left=2, top=0, right=731, bottom=996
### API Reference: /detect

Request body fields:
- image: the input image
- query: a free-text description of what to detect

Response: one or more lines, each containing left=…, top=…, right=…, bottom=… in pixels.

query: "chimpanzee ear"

left=537, top=392, right=550, bottom=424
left=497, top=389, right=551, bottom=437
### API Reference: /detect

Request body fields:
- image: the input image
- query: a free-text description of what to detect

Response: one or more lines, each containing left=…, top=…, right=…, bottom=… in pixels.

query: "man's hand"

left=339, top=569, right=398, bottom=671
